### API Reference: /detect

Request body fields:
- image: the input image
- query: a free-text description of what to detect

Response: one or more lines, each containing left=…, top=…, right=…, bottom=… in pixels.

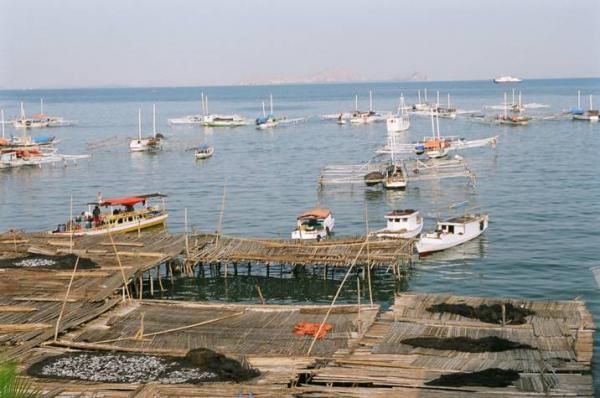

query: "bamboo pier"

left=0, top=229, right=595, bottom=397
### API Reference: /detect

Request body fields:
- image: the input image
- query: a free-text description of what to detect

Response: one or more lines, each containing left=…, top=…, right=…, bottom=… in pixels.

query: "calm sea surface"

left=1, top=79, right=599, bottom=390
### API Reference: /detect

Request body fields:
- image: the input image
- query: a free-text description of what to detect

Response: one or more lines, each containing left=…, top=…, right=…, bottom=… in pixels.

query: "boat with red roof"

left=50, top=193, right=168, bottom=236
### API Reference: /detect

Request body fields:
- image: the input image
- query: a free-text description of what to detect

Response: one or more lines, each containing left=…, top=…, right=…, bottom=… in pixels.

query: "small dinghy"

left=364, top=171, right=384, bottom=186
left=416, top=213, right=488, bottom=255
left=372, top=209, right=423, bottom=239
left=383, top=163, right=406, bottom=189
left=195, top=144, right=214, bottom=159
left=291, top=208, right=335, bottom=241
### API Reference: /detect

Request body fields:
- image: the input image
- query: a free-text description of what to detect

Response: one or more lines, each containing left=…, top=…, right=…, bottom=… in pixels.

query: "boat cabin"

left=291, top=207, right=335, bottom=240
left=385, top=209, right=421, bottom=232
left=436, top=215, right=487, bottom=236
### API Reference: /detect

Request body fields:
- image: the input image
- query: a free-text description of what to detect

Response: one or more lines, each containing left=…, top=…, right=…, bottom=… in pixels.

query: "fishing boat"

left=13, top=103, right=50, bottom=129
left=436, top=92, right=457, bottom=119
left=496, top=93, right=531, bottom=126
left=50, top=193, right=168, bottom=236
left=129, top=106, right=162, bottom=152
left=291, top=208, right=335, bottom=241
left=372, top=209, right=423, bottom=239
left=363, top=170, right=384, bottom=186
left=415, top=213, right=488, bottom=255
left=382, top=163, right=406, bottom=189
left=201, top=94, right=247, bottom=127
left=411, top=89, right=433, bottom=112
left=350, top=92, right=382, bottom=124
left=256, top=94, right=279, bottom=129
left=386, top=95, right=410, bottom=133
left=168, top=115, right=204, bottom=125
left=493, top=75, right=522, bottom=84
left=194, top=144, right=214, bottom=159
left=413, top=111, right=450, bottom=158
left=572, top=93, right=599, bottom=122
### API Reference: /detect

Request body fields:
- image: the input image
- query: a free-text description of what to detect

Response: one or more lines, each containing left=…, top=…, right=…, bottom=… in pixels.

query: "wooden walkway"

left=187, top=233, right=415, bottom=268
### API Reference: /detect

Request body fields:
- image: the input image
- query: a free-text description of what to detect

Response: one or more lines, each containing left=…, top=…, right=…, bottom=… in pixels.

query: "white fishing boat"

left=382, top=163, right=406, bottom=189
left=194, top=144, right=214, bottom=159
left=291, top=208, right=335, bottom=241
left=129, top=106, right=162, bottom=152
left=496, top=93, right=531, bottom=126
left=13, top=103, right=50, bottom=129
left=411, top=89, right=434, bottom=112
left=256, top=95, right=280, bottom=129
left=572, top=93, right=599, bottom=122
left=372, top=209, right=423, bottom=239
left=493, top=75, right=522, bottom=84
left=386, top=95, right=410, bottom=133
left=413, top=111, right=450, bottom=159
left=416, top=213, right=488, bottom=255
left=201, top=94, right=247, bottom=127
left=168, top=115, right=204, bottom=125
left=50, top=193, right=168, bottom=237
left=350, top=92, right=382, bottom=124
left=436, top=92, right=457, bottom=119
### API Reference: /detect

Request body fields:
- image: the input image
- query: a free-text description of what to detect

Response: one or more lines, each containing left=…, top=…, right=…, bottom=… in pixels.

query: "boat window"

left=401, top=218, right=407, bottom=222
left=128, top=217, right=133, bottom=222
left=448, top=225, right=455, bottom=234
left=480, top=221, right=485, bottom=231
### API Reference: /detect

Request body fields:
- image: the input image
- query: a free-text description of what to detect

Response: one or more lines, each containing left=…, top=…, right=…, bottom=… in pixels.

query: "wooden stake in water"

left=365, top=206, right=374, bottom=308
left=216, top=181, right=227, bottom=246
left=69, top=195, right=73, bottom=254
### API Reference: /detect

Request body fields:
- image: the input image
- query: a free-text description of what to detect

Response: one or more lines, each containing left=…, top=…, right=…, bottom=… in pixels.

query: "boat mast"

left=1, top=109, right=5, bottom=139
left=436, top=91, right=440, bottom=107
left=435, top=109, right=440, bottom=139
left=447, top=93, right=451, bottom=108
left=418, top=90, right=421, bottom=104
left=201, top=92, right=205, bottom=117
left=152, top=104, right=156, bottom=138
left=20, top=102, right=25, bottom=118
left=355, top=95, right=358, bottom=111
left=424, top=88, right=428, bottom=103
left=270, top=94, right=273, bottom=115
left=369, top=91, right=373, bottom=112
left=400, top=94, right=405, bottom=116
left=577, top=90, right=581, bottom=109
left=504, top=92, right=508, bottom=118
left=590, top=95, right=594, bottom=111
left=205, top=96, right=209, bottom=115
left=518, top=91, right=522, bottom=108
left=262, top=101, right=266, bottom=118
left=430, top=108, right=435, bottom=138
left=138, top=108, right=142, bottom=140
left=512, top=89, right=515, bottom=107
left=40, top=98, right=44, bottom=114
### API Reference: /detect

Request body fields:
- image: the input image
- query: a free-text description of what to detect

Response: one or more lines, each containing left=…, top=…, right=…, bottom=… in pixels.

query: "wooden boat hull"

left=416, top=215, right=488, bottom=255
left=374, top=222, right=423, bottom=239
left=50, top=214, right=168, bottom=237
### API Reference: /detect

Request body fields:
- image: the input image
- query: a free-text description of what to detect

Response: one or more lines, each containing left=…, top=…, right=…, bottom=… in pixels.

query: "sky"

left=1, top=0, right=599, bottom=89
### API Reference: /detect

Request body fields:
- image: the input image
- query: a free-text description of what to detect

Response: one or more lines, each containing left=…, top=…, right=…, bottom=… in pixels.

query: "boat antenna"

left=270, top=93, right=273, bottom=115
left=138, top=108, right=142, bottom=140
left=20, top=102, right=25, bottom=118
left=369, top=90, right=373, bottom=112
left=578, top=90, right=581, bottom=109
left=504, top=92, right=508, bottom=118
left=262, top=101, right=266, bottom=118
left=152, top=104, right=156, bottom=138
left=355, top=95, right=358, bottom=111
left=1, top=109, right=5, bottom=139
left=40, top=98, right=44, bottom=114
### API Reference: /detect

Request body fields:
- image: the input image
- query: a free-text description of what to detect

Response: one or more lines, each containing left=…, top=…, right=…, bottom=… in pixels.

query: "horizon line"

left=1, top=76, right=599, bottom=92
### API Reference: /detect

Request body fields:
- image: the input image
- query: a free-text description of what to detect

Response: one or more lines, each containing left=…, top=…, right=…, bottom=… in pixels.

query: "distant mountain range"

left=238, top=70, right=429, bottom=85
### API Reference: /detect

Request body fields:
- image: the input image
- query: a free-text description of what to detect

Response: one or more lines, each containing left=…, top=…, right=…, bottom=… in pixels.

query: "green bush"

left=0, top=359, right=41, bottom=398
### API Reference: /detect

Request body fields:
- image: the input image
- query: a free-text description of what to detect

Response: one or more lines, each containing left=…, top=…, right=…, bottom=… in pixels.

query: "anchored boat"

left=372, top=209, right=423, bottom=239
left=50, top=193, right=168, bottom=236
left=194, top=144, right=214, bottom=159
left=416, top=213, right=488, bottom=255
left=386, top=95, right=410, bottom=133
left=291, top=208, right=335, bottom=241
left=493, top=75, right=522, bottom=84
left=129, top=105, right=162, bottom=152
left=572, top=93, right=599, bottom=122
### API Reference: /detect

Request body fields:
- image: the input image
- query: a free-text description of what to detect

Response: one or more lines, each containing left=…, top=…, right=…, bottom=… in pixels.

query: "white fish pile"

left=38, top=353, right=217, bottom=384
left=14, top=258, right=57, bottom=268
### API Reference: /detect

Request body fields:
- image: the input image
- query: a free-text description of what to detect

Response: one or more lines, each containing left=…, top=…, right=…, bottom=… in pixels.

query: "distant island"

left=237, top=69, right=430, bottom=86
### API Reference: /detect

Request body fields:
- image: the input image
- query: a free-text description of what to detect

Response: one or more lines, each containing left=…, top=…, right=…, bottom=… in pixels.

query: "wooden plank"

left=100, top=242, right=145, bottom=247
left=0, top=323, right=52, bottom=332
left=0, top=305, right=37, bottom=312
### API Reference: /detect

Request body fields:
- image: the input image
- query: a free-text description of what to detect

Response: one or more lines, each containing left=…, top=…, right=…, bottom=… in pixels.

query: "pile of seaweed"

left=401, top=336, right=533, bottom=352
left=0, top=253, right=98, bottom=270
left=427, top=303, right=535, bottom=325
left=28, top=348, right=259, bottom=384
left=426, top=368, right=520, bottom=388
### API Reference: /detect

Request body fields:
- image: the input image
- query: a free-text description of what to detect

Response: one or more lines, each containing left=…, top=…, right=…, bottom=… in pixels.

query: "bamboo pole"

left=107, top=224, right=131, bottom=301
left=256, top=284, right=265, bottom=305
left=54, top=256, right=80, bottom=342
left=215, top=182, right=227, bottom=247
left=306, top=241, right=367, bottom=356
left=365, top=206, right=373, bottom=308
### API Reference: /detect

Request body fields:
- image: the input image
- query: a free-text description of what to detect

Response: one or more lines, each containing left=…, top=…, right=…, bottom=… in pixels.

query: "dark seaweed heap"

left=185, top=348, right=260, bottom=382
left=401, top=336, right=533, bottom=352
left=426, top=368, right=520, bottom=388
left=427, top=303, right=535, bottom=325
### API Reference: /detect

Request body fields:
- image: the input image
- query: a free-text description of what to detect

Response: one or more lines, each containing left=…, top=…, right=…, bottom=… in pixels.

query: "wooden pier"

left=0, top=229, right=595, bottom=397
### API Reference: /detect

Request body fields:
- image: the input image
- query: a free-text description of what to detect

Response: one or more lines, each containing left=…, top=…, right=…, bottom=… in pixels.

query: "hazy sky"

left=1, top=0, right=599, bottom=89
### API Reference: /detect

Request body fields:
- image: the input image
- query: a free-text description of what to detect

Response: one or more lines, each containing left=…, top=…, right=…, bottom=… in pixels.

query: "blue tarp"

left=32, top=136, right=54, bottom=144
left=569, top=107, right=584, bottom=115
